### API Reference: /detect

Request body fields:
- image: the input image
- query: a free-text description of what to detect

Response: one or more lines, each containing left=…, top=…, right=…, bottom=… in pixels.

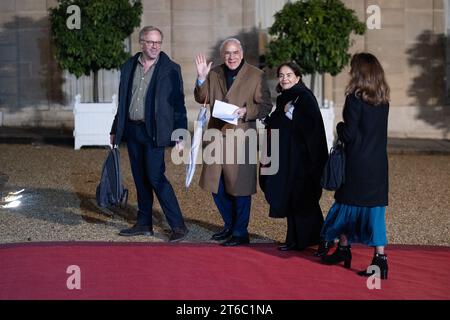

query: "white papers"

left=212, top=100, right=239, bottom=125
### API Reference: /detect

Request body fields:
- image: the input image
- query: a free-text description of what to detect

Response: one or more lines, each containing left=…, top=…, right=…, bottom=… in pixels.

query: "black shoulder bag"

left=320, top=139, right=346, bottom=191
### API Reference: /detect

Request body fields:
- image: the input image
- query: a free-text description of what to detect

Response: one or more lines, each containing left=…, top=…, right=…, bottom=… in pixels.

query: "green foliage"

left=49, top=0, right=142, bottom=78
left=266, top=0, right=366, bottom=76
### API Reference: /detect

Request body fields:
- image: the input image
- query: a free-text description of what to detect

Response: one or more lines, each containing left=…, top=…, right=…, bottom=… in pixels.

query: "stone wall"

left=0, top=0, right=119, bottom=127
left=0, top=0, right=448, bottom=139
left=329, top=0, right=449, bottom=139
left=0, top=0, right=260, bottom=129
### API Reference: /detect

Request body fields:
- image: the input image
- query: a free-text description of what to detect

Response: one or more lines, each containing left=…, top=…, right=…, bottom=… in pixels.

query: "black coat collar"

left=130, top=51, right=172, bottom=77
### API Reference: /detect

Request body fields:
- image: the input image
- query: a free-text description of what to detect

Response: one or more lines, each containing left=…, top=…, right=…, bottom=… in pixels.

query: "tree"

left=266, top=0, right=366, bottom=92
left=49, top=0, right=143, bottom=102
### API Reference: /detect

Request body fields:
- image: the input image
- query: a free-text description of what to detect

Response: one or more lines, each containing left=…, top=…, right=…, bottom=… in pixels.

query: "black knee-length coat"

left=334, top=94, right=389, bottom=207
left=261, top=83, right=329, bottom=218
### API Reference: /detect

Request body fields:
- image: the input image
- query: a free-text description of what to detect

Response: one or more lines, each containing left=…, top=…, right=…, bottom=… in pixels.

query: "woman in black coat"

left=261, top=62, right=329, bottom=251
left=320, top=53, right=390, bottom=280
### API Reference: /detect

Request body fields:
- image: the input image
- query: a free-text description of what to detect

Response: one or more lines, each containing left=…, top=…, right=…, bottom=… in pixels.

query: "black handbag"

left=320, top=140, right=346, bottom=191
left=96, top=147, right=128, bottom=209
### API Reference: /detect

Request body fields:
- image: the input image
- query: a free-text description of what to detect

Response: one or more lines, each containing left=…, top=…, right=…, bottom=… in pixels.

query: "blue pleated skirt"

left=321, top=202, right=387, bottom=246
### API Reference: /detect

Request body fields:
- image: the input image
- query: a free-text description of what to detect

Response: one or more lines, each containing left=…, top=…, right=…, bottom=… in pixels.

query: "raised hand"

left=195, top=53, right=213, bottom=81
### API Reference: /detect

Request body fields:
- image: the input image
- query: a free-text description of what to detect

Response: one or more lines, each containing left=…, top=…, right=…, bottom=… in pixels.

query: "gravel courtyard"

left=0, top=143, right=449, bottom=246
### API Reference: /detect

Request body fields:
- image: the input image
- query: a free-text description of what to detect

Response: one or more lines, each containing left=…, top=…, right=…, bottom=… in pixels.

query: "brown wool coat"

left=194, top=62, right=273, bottom=196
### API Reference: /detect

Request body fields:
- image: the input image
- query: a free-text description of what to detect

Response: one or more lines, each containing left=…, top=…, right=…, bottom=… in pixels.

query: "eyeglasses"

left=140, top=40, right=162, bottom=47
left=278, top=73, right=295, bottom=79
left=223, top=50, right=241, bottom=57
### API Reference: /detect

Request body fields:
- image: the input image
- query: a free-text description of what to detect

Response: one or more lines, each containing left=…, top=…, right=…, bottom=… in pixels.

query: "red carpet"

left=0, top=242, right=449, bottom=300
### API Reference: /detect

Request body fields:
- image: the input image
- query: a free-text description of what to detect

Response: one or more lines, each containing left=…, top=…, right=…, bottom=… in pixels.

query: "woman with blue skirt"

left=320, top=53, right=390, bottom=280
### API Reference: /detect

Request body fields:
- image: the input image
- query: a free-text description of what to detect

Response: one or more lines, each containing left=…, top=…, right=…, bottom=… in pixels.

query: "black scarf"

left=223, top=59, right=245, bottom=90
left=276, top=82, right=306, bottom=111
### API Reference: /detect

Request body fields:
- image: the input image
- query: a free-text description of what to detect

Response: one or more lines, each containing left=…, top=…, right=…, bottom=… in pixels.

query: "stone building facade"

left=0, top=0, right=448, bottom=139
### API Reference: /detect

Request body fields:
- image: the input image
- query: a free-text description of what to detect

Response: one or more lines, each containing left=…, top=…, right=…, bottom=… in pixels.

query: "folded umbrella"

left=185, top=104, right=208, bottom=188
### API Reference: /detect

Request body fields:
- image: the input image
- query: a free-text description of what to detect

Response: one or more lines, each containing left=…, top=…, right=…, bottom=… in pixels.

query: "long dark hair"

left=345, top=53, right=390, bottom=105
left=276, top=62, right=302, bottom=93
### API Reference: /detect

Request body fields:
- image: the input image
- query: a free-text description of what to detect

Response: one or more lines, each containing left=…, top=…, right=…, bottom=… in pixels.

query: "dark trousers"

left=126, top=122, right=185, bottom=230
left=212, top=174, right=251, bottom=238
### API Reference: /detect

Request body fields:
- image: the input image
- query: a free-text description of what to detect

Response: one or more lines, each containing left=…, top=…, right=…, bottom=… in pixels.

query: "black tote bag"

left=320, top=140, right=345, bottom=191
left=96, top=147, right=128, bottom=208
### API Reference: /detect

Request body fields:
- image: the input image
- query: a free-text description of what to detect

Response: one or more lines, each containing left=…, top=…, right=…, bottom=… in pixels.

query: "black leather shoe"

left=119, top=224, right=154, bottom=236
left=169, top=227, right=189, bottom=243
left=221, top=236, right=250, bottom=247
left=211, top=228, right=232, bottom=241
left=321, top=244, right=352, bottom=269
left=278, top=243, right=297, bottom=251
left=314, top=239, right=335, bottom=257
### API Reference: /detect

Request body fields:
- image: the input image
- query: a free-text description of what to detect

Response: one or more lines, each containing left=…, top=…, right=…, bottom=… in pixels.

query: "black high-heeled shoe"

left=314, top=239, right=335, bottom=257
left=321, top=244, right=352, bottom=269
left=357, top=253, right=388, bottom=280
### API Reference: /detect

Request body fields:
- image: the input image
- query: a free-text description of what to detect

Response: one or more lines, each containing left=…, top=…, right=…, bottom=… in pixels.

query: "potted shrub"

left=49, top=0, right=142, bottom=149
left=266, top=0, right=366, bottom=91
left=265, top=0, right=366, bottom=148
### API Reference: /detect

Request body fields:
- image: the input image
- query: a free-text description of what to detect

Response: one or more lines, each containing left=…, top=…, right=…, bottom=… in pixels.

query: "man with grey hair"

left=110, top=26, right=188, bottom=242
left=219, top=37, right=243, bottom=56
left=194, top=38, right=272, bottom=246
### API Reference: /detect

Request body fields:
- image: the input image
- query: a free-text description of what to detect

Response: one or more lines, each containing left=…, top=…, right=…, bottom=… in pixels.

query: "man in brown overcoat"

left=194, top=38, right=272, bottom=246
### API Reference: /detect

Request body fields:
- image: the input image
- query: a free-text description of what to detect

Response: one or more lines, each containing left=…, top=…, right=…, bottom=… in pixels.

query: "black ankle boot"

left=321, top=244, right=352, bottom=269
left=357, top=253, right=388, bottom=280
left=314, top=239, right=335, bottom=257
